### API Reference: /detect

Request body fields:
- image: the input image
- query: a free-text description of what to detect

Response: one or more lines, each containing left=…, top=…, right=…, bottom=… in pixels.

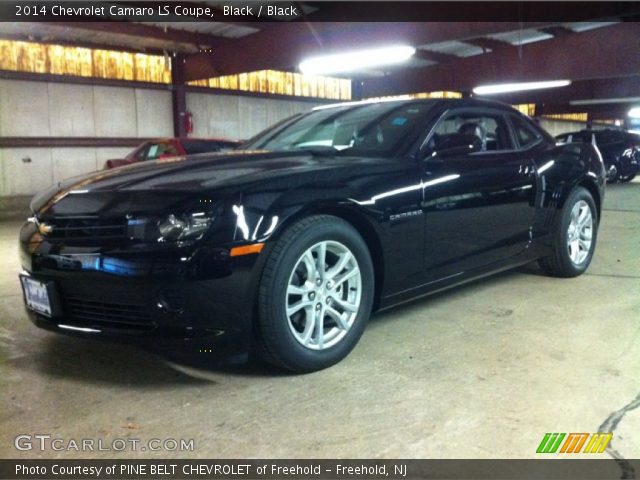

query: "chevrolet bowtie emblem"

left=38, top=223, right=53, bottom=234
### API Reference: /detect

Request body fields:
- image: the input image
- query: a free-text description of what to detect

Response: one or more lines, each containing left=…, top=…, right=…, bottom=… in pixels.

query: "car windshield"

left=244, top=101, right=433, bottom=156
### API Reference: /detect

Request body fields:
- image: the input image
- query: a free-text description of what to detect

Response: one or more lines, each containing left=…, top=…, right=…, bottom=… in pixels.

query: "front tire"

left=257, top=215, right=374, bottom=372
left=539, top=186, right=598, bottom=277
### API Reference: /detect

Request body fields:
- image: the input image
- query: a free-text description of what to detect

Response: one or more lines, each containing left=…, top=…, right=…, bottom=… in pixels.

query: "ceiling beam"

left=360, top=23, right=640, bottom=96
left=0, top=29, right=169, bottom=55
left=47, top=22, right=224, bottom=50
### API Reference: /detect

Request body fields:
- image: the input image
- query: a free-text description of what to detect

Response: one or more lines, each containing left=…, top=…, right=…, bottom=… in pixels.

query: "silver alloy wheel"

left=285, top=240, right=362, bottom=351
left=567, top=200, right=593, bottom=265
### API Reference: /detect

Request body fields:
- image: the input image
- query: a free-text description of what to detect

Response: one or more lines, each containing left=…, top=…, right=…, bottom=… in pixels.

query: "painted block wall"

left=186, top=92, right=320, bottom=141
left=0, top=79, right=173, bottom=197
left=537, top=119, right=588, bottom=137
left=0, top=80, right=174, bottom=138
left=0, top=79, right=320, bottom=198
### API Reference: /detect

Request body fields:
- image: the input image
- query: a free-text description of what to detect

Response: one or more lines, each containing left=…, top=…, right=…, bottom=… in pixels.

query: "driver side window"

left=428, top=112, right=514, bottom=154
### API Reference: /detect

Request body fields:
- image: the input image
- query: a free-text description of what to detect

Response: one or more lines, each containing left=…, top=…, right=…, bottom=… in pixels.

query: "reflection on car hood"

left=31, top=150, right=393, bottom=216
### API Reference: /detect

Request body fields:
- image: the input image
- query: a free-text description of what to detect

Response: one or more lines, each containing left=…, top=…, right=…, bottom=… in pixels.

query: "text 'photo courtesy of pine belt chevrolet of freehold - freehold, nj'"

left=0, top=2, right=640, bottom=480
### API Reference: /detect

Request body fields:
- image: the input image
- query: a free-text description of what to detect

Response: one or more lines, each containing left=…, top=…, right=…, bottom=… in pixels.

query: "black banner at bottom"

left=1, top=459, right=637, bottom=480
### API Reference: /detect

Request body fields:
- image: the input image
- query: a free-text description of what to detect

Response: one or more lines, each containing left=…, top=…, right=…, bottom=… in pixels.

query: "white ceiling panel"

left=487, top=29, right=554, bottom=46
left=562, top=21, right=620, bottom=32
left=418, top=40, right=488, bottom=57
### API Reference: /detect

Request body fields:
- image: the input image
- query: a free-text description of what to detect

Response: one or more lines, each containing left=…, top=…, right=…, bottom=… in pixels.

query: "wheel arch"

left=540, top=174, right=602, bottom=242
left=267, top=202, right=386, bottom=311
left=576, top=178, right=602, bottom=220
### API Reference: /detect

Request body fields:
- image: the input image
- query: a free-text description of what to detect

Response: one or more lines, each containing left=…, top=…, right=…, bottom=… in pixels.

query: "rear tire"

left=256, top=215, right=374, bottom=373
left=539, top=187, right=598, bottom=278
left=618, top=173, right=636, bottom=183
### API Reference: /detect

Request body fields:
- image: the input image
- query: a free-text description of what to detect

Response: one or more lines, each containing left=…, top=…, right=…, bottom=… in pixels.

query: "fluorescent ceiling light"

left=299, top=45, right=416, bottom=75
left=473, top=80, right=571, bottom=95
left=571, top=97, right=640, bottom=106
left=629, top=107, right=640, bottom=118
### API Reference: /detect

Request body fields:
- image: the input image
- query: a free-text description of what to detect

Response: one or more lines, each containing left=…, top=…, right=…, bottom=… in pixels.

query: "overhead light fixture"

left=473, top=80, right=571, bottom=95
left=299, top=45, right=416, bottom=75
left=628, top=107, right=640, bottom=118
left=571, top=97, right=640, bottom=106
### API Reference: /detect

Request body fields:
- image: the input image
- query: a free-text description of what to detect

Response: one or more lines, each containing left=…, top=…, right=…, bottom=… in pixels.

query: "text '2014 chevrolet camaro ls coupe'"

left=19, top=99, right=605, bottom=372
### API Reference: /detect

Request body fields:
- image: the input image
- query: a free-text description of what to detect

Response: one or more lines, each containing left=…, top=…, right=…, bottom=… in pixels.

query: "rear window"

left=593, top=131, right=624, bottom=145
left=430, top=112, right=514, bottom=151
left=509, top=114, right=541, bottom=149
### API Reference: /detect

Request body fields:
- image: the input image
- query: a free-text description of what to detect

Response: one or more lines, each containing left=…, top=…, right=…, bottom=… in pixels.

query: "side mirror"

left=425, top=133, right=482, bottom=159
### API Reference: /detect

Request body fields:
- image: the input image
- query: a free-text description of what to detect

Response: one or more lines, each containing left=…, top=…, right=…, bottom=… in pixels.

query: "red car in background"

left=103, top=137, right=240, bottom=169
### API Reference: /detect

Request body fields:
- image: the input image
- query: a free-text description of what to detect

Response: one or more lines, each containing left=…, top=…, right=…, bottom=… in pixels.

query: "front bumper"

left=19, top=223, right=265, bottom=358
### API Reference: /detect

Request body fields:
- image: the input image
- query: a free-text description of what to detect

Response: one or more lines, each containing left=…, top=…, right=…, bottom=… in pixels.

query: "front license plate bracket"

left=19, top=274, right=62, bottom=318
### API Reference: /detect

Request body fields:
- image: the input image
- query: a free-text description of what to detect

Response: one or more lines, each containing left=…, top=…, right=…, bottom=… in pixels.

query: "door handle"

left=518, top=164, right=534, bottom=176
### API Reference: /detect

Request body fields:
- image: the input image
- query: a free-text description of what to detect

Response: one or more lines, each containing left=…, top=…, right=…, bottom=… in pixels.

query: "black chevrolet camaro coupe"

left=19, top=99, right=605, bottom=372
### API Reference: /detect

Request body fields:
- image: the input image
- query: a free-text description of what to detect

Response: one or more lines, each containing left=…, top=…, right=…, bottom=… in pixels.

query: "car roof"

left=313, top=97, right=519, bottom=114
left=180, top=138, right=239, bottom=144
left=143, top=137, right=238, bottom=143
left=555, top=130, right=639, bottom=144
left=557, top=128, right=627, bottom=135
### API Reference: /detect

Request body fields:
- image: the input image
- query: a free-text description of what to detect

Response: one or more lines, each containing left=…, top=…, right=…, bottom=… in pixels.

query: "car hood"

left=31, top=150, right=395, bottom=217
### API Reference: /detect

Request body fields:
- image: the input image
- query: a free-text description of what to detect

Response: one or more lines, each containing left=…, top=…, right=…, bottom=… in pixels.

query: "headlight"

left=127, top=213, right=213, bottom=243
left=157, top=213, right=212, bottom=243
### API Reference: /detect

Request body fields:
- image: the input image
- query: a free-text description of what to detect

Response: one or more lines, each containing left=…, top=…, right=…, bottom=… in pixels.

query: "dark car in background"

left=20, top=98, right=605, bottom=372
left=104, top=137, right=239, bottom=169
left=555, top=129, right=640, bottom=183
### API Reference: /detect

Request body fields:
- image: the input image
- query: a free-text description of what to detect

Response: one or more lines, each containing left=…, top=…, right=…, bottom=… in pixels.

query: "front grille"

left=64, top=296, right=154, bottom=330
left=45, top=217, right=127, bottom=242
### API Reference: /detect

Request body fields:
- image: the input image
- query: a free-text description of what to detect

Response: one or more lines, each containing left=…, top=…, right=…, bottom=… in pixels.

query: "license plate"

left=20, top=275, right=53, bottom=317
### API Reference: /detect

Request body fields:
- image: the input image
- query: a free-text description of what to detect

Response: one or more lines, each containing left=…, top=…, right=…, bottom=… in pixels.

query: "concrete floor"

left=1, top=181, right=639, bottom=460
